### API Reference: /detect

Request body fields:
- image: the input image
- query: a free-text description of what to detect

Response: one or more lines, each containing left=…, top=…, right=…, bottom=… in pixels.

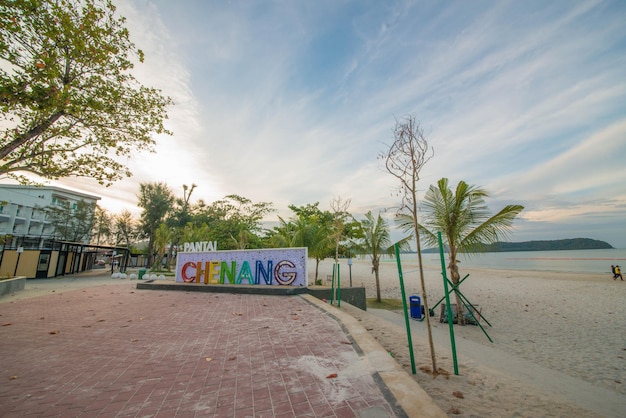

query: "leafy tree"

left=112, top=209, right=137, bottom=271
left=92, top=206, right=112, bottom=245
left=0, top=0, right=172, bottom=185
left=356, top=211, right=410, bottom=302
left=113, top=209, right=136, bottom=248
left=169, top=184, right=196, bottom=227
left=181, top=222, right=212, bottom=244
left=166, top=183, right=196, bottom=264
left=137, top=182, right=174, bottom=265
left=302, top=220, right=333, bottom=280
left=152, top=223, right=172, bottom=270
left=267, top=203, right=336, bottom=280
left=193, top=194, right=274, bottom=250
left=47, top=199, right=95, bottom=242
left=401, top=177, right=524, bottom=324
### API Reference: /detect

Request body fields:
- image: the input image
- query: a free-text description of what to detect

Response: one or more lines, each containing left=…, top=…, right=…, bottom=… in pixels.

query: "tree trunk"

left=315, top=258, right=321, bottom=282
left=374, top=270, right=381, bottom=303
left=147, top=236, right=154, bottom=268
left=372, top=257, right=381, bottom=302
left=0, top=111, right=64, bottom=160
left=166, top=238, right=177, bottom=272
left=414, top=226, right=438, bottom=374
left=449, top=256, right=465, bottom=325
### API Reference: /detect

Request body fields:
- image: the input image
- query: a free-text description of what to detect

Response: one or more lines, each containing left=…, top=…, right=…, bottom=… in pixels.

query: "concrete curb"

left=301, top=295, right=448, bottom=418
left=0, top=277, right=26, bottom=296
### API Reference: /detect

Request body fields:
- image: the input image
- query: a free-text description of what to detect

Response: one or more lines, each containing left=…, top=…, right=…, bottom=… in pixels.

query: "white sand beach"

left=311, top=258, right=626, bottom=417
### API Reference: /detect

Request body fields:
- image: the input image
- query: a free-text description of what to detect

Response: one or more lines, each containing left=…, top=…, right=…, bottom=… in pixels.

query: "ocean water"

left=390, top=249, right=626, bottom=274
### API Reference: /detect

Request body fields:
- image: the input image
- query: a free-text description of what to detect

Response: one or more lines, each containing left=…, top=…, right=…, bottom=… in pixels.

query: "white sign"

left=176, top=248, right=308, bottom=287
left=183, top=241, right=218, bottom=252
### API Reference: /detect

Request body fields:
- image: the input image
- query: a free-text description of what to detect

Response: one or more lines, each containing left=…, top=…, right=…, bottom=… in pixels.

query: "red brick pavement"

left=0, top=283, right=401, bottom=417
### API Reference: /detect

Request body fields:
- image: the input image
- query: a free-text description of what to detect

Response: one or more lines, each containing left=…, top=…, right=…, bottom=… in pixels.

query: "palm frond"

left=462, top=204, right=525, bottom=251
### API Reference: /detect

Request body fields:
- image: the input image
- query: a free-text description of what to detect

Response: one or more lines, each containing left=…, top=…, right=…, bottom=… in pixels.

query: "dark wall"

left=307, top=287, right=366, bottom=311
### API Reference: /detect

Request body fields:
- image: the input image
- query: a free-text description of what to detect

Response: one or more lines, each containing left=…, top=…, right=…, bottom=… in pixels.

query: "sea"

left=379, top=249, right=626, bottom=275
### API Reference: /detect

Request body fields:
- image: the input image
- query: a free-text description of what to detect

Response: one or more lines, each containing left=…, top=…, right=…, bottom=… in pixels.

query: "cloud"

left=497, top=119, right=626, bottom=199
left=45, top=0, right=626, bottom=247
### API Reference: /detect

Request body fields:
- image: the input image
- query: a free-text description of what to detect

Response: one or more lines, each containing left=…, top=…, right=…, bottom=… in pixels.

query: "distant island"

left=422, top=238, right=613, bottom=253
left=481, top=238, right=613, bottom=252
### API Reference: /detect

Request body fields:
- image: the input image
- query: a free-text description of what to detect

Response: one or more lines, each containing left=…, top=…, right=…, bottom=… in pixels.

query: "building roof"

left=0, top=184, right=101, bottom=201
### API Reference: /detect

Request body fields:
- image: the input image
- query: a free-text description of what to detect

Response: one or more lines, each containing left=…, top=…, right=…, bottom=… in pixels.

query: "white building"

left=0, top=184, right=100, bottom=246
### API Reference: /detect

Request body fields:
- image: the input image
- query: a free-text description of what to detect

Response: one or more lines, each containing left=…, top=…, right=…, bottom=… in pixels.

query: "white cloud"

left=39, top=0, right=626, bottom=247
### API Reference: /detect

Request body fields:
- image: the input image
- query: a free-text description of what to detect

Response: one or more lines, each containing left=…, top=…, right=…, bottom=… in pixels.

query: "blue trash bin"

left=409, top=295, right=422, bottom=319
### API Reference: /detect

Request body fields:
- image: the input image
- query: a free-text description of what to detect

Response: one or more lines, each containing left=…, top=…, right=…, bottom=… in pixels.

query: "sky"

left=51, top=0, right=626, bottom=248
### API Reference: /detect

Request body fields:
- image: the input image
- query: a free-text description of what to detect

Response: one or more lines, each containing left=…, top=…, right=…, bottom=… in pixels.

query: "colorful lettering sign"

left=175, top=248, right=308, bottom=287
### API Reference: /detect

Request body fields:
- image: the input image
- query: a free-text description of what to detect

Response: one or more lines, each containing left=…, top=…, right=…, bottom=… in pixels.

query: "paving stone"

left=0, top=284, right=399, bottom=417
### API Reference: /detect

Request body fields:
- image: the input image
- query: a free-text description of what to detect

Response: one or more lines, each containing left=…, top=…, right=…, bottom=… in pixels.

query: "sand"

left=311, top=258, right=626, bottom=417
left=3, top=262, right=625, bottom=417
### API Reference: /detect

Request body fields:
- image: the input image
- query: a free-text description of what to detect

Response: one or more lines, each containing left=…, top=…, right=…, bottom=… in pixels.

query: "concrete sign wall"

left=176, top=248, right=308, bottom=287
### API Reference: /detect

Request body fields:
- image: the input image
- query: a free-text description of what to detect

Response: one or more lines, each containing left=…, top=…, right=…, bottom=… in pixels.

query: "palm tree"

left=358, top=211, right=410, bottom=302
left=400, top=177, right=524, bottom=323
left=268, top=213, right=334, bottom=282
left=153, top=223, right=172, bottom=270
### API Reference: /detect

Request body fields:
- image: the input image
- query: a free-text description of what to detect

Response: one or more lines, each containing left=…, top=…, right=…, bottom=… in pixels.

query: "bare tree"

left=380, top=115, right=438, bottom=374
left=113, top=209, right=137, bottom=272
left=330, top=196, right=351, bottom=264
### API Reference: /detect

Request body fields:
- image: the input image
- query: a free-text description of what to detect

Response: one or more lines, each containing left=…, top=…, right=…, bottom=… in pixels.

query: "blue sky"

left=58, top=0, right=626, bottom=247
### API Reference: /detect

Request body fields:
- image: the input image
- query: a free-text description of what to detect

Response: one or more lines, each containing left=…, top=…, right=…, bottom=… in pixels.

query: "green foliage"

left=181, top=222, right=212, bottom=244
left=355, top=211, right=410, bottom=302
left=265, top=202, right=352, bottom=280
left=152, top=223, right=172, bottom=269
left=398, top=177, right=524, bottom=287
left=137, top=182, right=174, bottom=263
left=167, top=184, right=196, bottom=230
left=113, top=209, right=137, bottom=247
left=191, top=194, right=274, bottom=250
left=413, top=178, right=524, bottom=258
left=92, top=206, right=112, bottom=245
left=267, top=202, right=334, bottom=253
left=0, top=0, right=172, bottom=185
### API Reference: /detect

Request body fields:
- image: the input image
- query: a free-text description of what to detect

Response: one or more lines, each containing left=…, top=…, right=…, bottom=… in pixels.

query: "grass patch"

left=148, top=270, right=175, bottom=276
left=366, top=298, right=404, bottom=310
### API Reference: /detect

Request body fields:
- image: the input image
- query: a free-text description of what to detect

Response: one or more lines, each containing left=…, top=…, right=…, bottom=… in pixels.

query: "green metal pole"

left=394, top=244, right=416, bottom=374
left=430, top=273, right=471, bottom=313
left=336, top=263, right=341, bottom=307
left=450, top=285, right=493, bottom=343
left=330, top=263, right=335, bottom=305
left=438, top=232, right=459, bottom=375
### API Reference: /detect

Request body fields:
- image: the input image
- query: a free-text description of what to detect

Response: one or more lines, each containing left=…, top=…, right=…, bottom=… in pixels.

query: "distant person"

left=611, top=265, right=617, bottom=278
left=615, top=265, right=623, bottom=281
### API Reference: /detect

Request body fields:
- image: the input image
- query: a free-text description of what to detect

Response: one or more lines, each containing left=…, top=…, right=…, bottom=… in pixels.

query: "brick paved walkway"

left=0, top=283, right=401, bottom=417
